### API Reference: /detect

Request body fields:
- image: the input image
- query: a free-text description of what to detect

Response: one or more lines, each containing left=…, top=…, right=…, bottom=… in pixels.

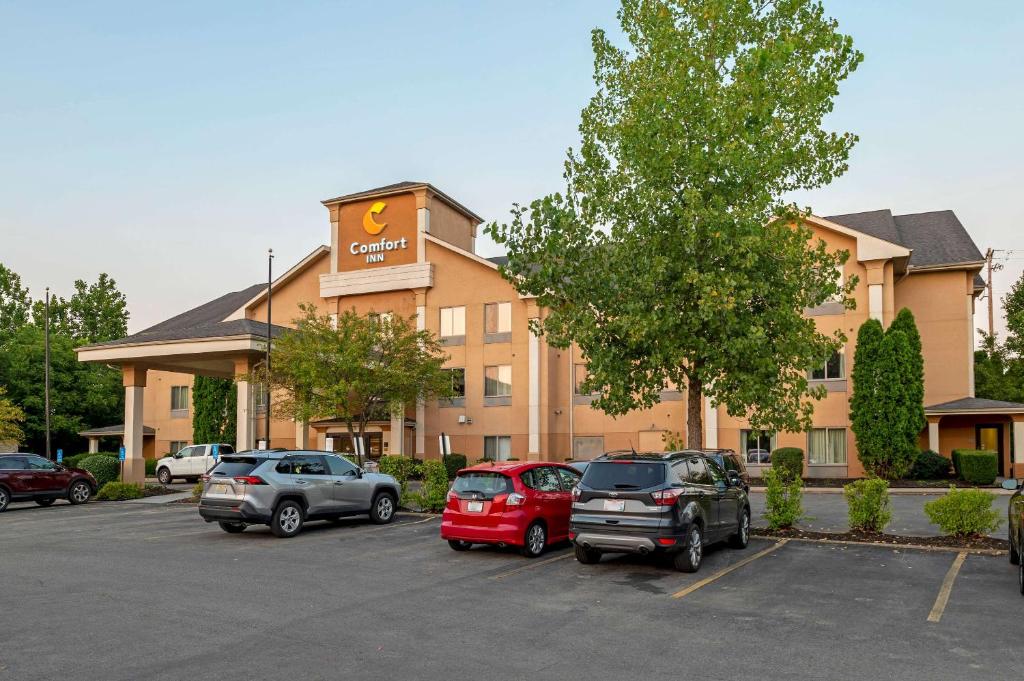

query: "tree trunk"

left=686, top=373, right=704, bottom=450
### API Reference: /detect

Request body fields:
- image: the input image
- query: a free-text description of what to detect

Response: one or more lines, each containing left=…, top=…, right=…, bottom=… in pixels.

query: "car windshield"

left=582, top=461, right=666, bottom=491
left=452, top=472, right=513, bottom=498
left=209, top=457, right=261, bottom=478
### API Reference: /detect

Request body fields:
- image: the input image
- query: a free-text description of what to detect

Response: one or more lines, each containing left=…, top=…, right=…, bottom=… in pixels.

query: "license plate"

left=466, top=501, right=484, bottom=513
left=603, top=499, right=625, bottom=512
left=210, top=484, right=230, bottom=496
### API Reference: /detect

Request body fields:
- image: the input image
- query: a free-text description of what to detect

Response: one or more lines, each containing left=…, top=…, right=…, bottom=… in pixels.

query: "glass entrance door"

left=976, top=424, right=1004, bottom=476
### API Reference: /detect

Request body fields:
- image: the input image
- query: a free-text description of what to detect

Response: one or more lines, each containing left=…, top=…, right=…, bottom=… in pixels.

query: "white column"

left=868, top=284, right=883, bottom=322
left=236, top=379, right=253, bottom=451
left=295, top=420, right=310, bottom=450
left=704, top=395, right=718, bottom=449
left=390, top=407, right=405, bottom=456
left=1013, top=421, right=1024, bottom=473
left=88, top=438, right=99, bottom=454
left=928, top=419, right=940, bottom=453
left=123, top=385, right=145, bottom=483
left=528, top=323, right=540, bottom=456
left=415, top=303, right=426, bottom=456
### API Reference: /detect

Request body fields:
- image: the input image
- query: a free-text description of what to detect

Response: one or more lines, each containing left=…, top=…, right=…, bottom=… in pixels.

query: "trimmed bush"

left=406, top=460, right=449, bottom=512
left=191, top=481, right=204, bottom=500
left=378, top=455, right=418, bottom=495
left=770, top=447, right=804, bottom=480
left=79, top=455, right=120, bottom=487
left=762, top=467, right=803, bottom=530
left=442, top=453, right=468, bottom=480
left=909, top=450, right=950, bottom=480
left=953, top=449, right=998, bottom=485
left=843, top=478, right=892, bottom=532
left=95, top=482, right=144, bottom=500
left=924, top=487, right=1002, bottom=537
left=145, top=458, right=158, bottom=477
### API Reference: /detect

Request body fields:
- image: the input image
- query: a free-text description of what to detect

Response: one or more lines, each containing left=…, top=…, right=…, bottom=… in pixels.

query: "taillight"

left=201, top=474, right=210, bottom=482
left=650, top=488, right=684, bottom=506
left=505, top=492, right=526, bottom=506
left=657, top=537, right=677, bottom=546
left=233, top=476, right=265, bottom=485
left=447, top=490, right=458, bottom=501
left=571, top=486, right=581, bottom=502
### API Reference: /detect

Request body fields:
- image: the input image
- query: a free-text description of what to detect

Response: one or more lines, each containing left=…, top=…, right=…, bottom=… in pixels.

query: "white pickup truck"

left=155, top=443, right=234, bottom=484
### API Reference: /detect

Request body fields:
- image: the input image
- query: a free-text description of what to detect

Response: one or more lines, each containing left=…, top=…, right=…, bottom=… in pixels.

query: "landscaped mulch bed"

left=141, top=484, right=180, bottom=498
left=749, top=477, right=996, bottom=489
left=753, top=526, right=1008, bottom=551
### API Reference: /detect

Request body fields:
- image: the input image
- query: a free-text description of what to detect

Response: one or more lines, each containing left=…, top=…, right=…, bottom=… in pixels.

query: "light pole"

left=44, top=287, right=51, bottom=459
left=265, top=248, right=273, bottom=448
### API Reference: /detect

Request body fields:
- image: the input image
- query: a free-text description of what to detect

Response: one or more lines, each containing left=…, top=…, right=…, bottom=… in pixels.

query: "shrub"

left=79, top=455, right=120, bottom=487
left=909, top=450, right=950, bottom=480
left=378, top=455, right=418, bottom=495
left=953, top=449, right=998, bottom=485
left=843, top=478, right=892, bottom=532
left=770, top=447, right=804, bottom=480
left=924, top=487, right=1002, bottom=537
left=62, top=453, right=88, bottom=469
left=191, top=481, right=204, bottom=500
left=762, top=467, right=803, bottom=530
left=405, top=460, right=449, bottom=512
left=95, top=482, right=144, bottom=500
left=145, top=458, right=158, bottom=477
left=442, top=453, right=468, bottom=480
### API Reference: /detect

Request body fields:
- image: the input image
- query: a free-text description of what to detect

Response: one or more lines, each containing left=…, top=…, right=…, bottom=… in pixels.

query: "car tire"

left=156, top=467, right=172, bottom=485
left=673, top=524, right=704, bottom=573
left=67, top=480, right=92, bottom=505
left=521, top=522, right=547, bottom=558
left=271, top=501, right=304, bottom=538
left=448, top=539, right=472, bottom=551
left=729, top=508, right=750, bottom=549
left=574, top=543, right=601, bottom=564
left=369, top=492, right=397, bottom=525
left=0, top=487, right=8, bottom=512
left=218, top=521, right=246, bottom=534
left=35, top=498, right=55, bottom=507
left=1010, top=527, right=1021, bottom=565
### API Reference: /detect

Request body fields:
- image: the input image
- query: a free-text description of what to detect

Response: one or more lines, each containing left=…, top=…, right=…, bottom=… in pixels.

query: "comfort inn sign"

left=349, top=201, right=409, bottom=263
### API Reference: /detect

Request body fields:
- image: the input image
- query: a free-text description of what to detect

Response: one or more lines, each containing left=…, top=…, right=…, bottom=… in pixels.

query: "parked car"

left=155, top=443, right=234, bottom=484
left=570, top=451, right=750, bottom=572
left=746, top=448, right=771, bottom=464
left=565, top=460, right=591, bottom=477
left=441, top=461, right=581, bottom=557
left=694, top=448, right=750, bottom=492
left=1002, top=478, right=1024, bottom=595
left=197, top=449, right=401, bottom=538
left=0, top=453, right=97, bottom=512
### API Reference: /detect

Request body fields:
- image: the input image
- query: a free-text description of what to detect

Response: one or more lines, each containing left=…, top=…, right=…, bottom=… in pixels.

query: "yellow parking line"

left=671, top=539, right=789, bottom=599
left=927, top=551, right=967, bottom=623
left=491, top=551, right=574, bottom=580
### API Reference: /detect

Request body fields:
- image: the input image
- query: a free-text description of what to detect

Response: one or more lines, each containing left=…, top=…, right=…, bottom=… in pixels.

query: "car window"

left=279, top=454, right=327, bottom=476
left=220, top=445, right=234, bottom=454
left=686, top=457, right=712, bottom=485
left=210, top=457, right=261, bottom=477
left=24, top=456, right=56, bottom=470
left=0, top=456, right=26, bottom=470
left=556, top=467, right=581, bottom=491
left=191, top=447, right=207, bottom=457
left=325, top=454, right=358, bottom=476
left=178, top=446, right=195, bottom=458
left=531, top=467, right=561, bottom=492
left=453, top=472, right=513, bottom=498
left=704, top=458, right=726, bottom=484
left=581, top=461, right=666, bottom=491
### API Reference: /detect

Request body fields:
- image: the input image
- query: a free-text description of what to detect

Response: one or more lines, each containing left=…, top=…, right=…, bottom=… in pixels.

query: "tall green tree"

left=0, top=263, right=31, bottom=342
left=850, top=318, right=884, bottom=469
left=975, top=334, right=1024, bottom=403
left=1004, top=271, right=1024, bottom=359
left=488, top=0, right=862, bottom=446
left=888, top=307, right=925, bottom=433
left=256, top=306, right=453, bottom=464
left=192, top=376, right=237, bottom=445
left=869, top=330, right=917, bottom=478
left=0, top=387, right=25, bottom=444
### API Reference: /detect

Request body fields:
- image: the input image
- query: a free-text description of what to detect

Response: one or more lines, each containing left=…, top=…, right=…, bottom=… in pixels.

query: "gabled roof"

left=826, top=209, right=984, bottom=269
left=321, top=181, right=484, bottom=223
left=925, top=397, right=1024, bottom=414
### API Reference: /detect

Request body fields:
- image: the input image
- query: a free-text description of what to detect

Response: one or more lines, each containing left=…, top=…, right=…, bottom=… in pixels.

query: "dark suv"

left=570, top=451, right=750, bottom=572
left=690, top=448, right=750, bottom=492
left=0, top=453, right=97, bottom=512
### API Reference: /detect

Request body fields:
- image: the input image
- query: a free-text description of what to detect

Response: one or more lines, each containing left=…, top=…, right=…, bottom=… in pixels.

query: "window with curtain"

left=484, top=435, right=512, bottom=461
left=741, top=430, right=776, bottom=464
left=484, top=365, right=512, bottom=397
left=168, top=441, right=188, bottom=454
left=808, top=428, right=847, bottom=464
left=811, top=350, right=845, bottom=380
left=440, top=306, right=465, bottom=338
left=170, top=386, right=189, bottom=412
left=484, top=302, right=512, bottom=334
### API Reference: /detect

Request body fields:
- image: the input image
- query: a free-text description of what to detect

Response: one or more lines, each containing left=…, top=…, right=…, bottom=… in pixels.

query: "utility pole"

left=985, top=248, right=1005, bottom=339
left=265, top=248, right=273, bottom=449
left=44, top=287, right=51, bottom=459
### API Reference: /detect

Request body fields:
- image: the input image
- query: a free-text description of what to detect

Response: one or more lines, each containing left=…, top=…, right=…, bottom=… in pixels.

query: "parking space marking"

left=671, top=539, right=789, bottom=600
left=927, top=551, right=967, bottom=623
left=490, top=551, right=574, bottom=580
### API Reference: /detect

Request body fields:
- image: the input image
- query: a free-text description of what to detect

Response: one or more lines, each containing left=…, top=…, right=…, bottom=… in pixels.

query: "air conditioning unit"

left=457, top=415, right=467, bottom=424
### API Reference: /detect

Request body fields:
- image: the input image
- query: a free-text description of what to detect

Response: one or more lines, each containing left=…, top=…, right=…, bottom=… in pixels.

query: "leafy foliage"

left=888, top=308, right=926, bottom=436
left=487, top=0, right=862, bottom=447
left=96, top=481, right=144, bottom=501
left=762, top=467, right=803, bottom=530
left=0, top=386, right=25, bottom=444
left=442, top=453, right=468, bottom=480
left=953, top=449, right=999, bottom=485
left=79, top=455, right=120, bottom=487
left=843, top=478, right=892, bottom=532
left=770, top=447, right=804, bottom=480
left=192, top=376, right=236, bottom=445
left=0, top=264, right=31, bottom=343
left=924, top=487, right=1002, bottom=537
left=909, top=450, right=951, bottom=480
left=405, top=460, right=449, bottom=512
left=378, top=455, right=418, bottom=495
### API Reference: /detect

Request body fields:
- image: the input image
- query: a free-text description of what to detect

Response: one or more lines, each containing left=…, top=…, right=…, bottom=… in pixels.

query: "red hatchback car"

left=441, top=461, right=581, bottom=558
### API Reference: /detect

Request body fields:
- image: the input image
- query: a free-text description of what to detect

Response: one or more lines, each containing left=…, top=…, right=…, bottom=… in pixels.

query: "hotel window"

left=484, top=302, right=512, bottom=335
left=170, top=386, right=189, bottom=415
left=574, top=364, right=590, bottom=395
left=445, top=368, right=466, bottom=398
left=440, top=306, right=465, bottom=340
left=253, top=383, right=268, bottom=412
left=368, top=311, right=392, bottom=325
left=484, top=435, right=512, bottom=461
left=827, top=264, right=845, bottom=301
left=741, top=430, right=776, bottom=464
left=808, top=428, right=847, bottom=465
left=811, top=350, right=844, bottom=380
left=168, top=441, right=188, bottom=455
left=484, top=365, right=512, bottom=398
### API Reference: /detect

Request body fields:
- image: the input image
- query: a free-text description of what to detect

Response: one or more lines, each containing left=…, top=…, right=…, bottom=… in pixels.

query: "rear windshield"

left=209, top=457, right=261, bottom=478
left=582, top=461, right=666, bottom=491
left=452, top=472, right=513, bottom=498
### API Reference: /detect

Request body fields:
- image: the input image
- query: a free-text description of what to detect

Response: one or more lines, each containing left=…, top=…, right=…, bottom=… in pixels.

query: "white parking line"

left=927, top=551, right=967, bottom=623
left=672, top=539, right=789, bottom=599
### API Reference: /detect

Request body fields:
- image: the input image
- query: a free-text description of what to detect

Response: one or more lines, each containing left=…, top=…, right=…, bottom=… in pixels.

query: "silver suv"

left=198, top=450, right=402, bottom=538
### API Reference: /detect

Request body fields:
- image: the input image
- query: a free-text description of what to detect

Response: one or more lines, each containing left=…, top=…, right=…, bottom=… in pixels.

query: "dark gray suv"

left=198, top=450, right=402, bottom=538
left=570, top=452, right=750, bottom=572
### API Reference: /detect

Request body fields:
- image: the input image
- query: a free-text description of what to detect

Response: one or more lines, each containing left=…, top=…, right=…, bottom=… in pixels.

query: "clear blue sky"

left=1, top=1, right=1021, bottom=335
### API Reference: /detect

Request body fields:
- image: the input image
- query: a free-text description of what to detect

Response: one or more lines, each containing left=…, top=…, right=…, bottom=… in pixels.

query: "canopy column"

left=234, top=358, right=254, bottom=451
left=927, top=415, right=941, bottom=454
left=122, top=364, right=147, bottom=484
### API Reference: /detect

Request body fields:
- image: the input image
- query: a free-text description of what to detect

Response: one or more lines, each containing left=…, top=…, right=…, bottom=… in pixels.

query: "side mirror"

left=173, top=452, right=184, bottom=459
left=727, top=471, right=742, bottom=487
left=1001, top=478, right=1020, bottom=491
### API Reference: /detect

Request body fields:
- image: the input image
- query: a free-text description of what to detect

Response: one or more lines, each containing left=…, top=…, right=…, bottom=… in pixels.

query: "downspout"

left=568, top=347, right=575, bottom=459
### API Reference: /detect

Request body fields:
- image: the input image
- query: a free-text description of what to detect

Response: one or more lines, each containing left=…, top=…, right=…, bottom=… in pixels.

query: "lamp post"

left=44, top=287, right=51, bottom=459
left=265, top=248, right=273, bottom=448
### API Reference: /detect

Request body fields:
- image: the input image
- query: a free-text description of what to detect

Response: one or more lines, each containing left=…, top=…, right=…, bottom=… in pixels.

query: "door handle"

left=333, top=481, right=345, bottom=485
left=295, top=479, right=309, bottom=485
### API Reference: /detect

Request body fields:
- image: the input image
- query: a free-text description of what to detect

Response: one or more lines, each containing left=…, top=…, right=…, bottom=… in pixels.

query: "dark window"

left=581, top=461, right=666, bottom=491
left=210, top=457, right=260, bottom=477
left=278, top=455, right=327, bottom=476
left=24, top=456, right=56, bottom=470
left=219, top=445, right=235, bottom=455
left=452, top=472, right=513, bottom=499
left=686, top=458, right=712, bottom=485
left=445, top=368, right=466, bottom=398
left=0, top=456, right=26, bottom=470
left=811, top=351, right=844, bottom=380
left=325, top=454, right=358, bottom=476
left=556, top=467, right=581, bottom=491
left=704, top=458, right=726, bottom=484
left=524, top=466, right=561, bottom=492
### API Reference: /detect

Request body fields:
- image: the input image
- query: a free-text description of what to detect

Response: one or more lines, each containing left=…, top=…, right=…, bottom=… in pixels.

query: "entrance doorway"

left=976, top=424, right=1004, bottom=476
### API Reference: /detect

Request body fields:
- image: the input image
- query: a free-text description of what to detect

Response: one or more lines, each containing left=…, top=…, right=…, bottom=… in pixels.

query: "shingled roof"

left=320, top=181, right=484, bottom=222
left=925, top=397, right=1024, bottom=414
left=826, top=209, right=984, bottom=269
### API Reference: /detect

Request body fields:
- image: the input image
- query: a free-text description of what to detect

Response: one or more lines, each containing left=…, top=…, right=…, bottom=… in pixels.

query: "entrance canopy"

left=924, top=397, right=1024, bottom=478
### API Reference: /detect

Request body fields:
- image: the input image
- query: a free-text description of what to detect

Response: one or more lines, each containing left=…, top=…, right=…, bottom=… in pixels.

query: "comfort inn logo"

left=350, top=200, right=408, bottom=263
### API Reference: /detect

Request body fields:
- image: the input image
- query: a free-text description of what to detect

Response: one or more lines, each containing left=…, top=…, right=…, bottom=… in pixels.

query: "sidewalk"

left=749, top=485, right=1015, bottom=495
left=122, top=491, right=194, bottom=505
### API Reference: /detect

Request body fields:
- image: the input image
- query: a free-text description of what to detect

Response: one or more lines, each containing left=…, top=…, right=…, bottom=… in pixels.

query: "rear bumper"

left=198, top=500, right=270, bottom=524
left=441, top=509, right=528, bottom=546
left=573, top=532, right=681, bottom=554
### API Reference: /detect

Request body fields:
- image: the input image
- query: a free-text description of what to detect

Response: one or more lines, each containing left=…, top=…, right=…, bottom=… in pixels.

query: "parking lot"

left=1, top=501, right=1018, bottom=681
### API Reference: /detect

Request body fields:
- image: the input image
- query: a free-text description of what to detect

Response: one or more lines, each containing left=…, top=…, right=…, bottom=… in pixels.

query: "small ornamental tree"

left=192, top=376, right=237, bottom=445
left=867, top=329, right=916, bottom=478
left=0, top=386, right=25, bottom=444
left=888, top=308, right=925, bottom=438
left=850, top=319, right=882, bottom=470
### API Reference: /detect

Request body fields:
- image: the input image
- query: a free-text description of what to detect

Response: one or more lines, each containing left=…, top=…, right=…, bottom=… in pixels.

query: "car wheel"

left=521, top=522, right=547, bottom=558
left=574, top=543, right=601, bottom=565
left=68, top=480, right=92, bottom=505
left=271, top=501, right=304, bottom=538
left=156, top=467, right=172, bottom=485
left=218, top=521, right=246, bottom=534
left=729, top=508, right=750, bottom=549
left=0, top=487, right=8, bottom=512
left=673, top=524, right=704, bottom=573
left=369, top=492, right=396, bottom=525
left=35, top=498, right=55, bottom=507
left=448, top=539, right=472, bottom=551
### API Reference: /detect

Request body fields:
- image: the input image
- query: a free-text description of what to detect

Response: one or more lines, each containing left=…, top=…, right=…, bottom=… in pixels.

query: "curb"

left=752, top=533, right=1006, bottom=556
left=747, top=486, right=1013, bottom=496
